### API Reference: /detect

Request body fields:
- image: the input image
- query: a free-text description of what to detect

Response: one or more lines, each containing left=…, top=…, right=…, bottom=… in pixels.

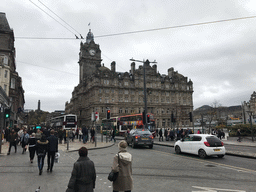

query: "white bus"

left=49, top=114, right=77, bottom=130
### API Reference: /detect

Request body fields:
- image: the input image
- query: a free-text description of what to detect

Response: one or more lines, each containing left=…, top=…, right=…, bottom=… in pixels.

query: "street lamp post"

left=130, top=58, right=157, bottom=129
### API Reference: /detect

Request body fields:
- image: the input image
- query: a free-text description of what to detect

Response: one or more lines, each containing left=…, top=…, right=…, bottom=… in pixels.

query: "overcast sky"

left=2, top=0, right=256, bottom=112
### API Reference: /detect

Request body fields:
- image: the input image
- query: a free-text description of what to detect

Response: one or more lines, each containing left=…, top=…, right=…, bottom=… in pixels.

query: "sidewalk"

left=0, top=137, right=114, bottom=155
left=115, top=135, right=256, bottom=159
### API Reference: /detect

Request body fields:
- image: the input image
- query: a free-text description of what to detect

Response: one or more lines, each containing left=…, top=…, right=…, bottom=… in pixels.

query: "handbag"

left=108, top=153, right=120, bottom=182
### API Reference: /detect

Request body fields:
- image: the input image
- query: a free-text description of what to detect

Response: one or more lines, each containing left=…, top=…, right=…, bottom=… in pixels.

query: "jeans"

left=8, top=142, right=17, bottom=153
left=47, top=151, right=56, bottom=170
left=29, top=147, right=36, bottom=160
left=37, top=154, right=46, bottom=171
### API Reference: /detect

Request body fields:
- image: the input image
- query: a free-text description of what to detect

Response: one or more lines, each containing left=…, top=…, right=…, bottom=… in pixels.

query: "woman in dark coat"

left=28, top=133, right=37, bottom=163
left=36, top=134, right=48, bottom=175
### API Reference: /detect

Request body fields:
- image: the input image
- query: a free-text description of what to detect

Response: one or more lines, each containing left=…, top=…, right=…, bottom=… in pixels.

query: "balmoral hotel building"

left=65, top=30, right=194, bottom=129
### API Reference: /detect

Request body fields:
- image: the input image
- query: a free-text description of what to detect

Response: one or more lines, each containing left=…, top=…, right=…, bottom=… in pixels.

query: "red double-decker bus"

left=118, top=113, right=155, bottom=136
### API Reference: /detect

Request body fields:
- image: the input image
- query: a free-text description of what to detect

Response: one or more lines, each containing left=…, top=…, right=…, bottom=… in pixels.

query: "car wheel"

left=149, top=144, right=153, bottom=149
left=175, top=145, right=181, bottom=154
left=198, top=149, right=207, bottom=159
left=132, top=141, right=136, bottom=148
left=217, top=155, right=224, bottom=158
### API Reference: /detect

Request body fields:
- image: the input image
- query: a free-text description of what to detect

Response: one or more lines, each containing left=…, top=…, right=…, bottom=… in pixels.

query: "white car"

left=174, top=134, right=226, bottom=158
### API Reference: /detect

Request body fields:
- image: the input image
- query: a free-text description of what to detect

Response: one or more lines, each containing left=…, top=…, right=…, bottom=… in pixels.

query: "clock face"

left=89, top=49, right=96, bottom=56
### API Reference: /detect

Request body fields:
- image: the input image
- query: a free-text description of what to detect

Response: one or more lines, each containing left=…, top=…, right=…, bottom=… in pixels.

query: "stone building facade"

left=65, top=30, right=194, bottom=128
left=0, top=12, right=25, bottom=127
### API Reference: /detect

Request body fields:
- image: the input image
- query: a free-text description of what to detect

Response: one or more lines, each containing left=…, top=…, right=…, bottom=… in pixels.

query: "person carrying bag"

left=110, top=140, right=133, bottom=192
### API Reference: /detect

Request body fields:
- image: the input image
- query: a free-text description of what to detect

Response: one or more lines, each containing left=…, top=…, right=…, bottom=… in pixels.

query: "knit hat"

left=118, top=140, right=128, bottom=151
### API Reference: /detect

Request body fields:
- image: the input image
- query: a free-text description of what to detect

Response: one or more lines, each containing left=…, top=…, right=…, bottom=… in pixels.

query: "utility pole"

left=130, top=58, right=157, bottom=129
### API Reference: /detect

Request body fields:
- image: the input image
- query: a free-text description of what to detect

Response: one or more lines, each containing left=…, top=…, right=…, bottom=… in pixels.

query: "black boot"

left=39, top=170, right=42, bottom=175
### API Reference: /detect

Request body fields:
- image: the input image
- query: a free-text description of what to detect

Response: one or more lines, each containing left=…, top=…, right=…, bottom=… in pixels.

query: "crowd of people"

left=56, top=126, right=96, bottom=144
left=154, top=127, right=226, bottom=141
left=3, top=126, right=58, bottom=175
left=2, top=126, right=133, bottom=192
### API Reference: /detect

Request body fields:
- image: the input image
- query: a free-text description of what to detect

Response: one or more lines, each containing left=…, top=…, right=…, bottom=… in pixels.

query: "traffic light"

left=4, top=108, right=10, bottom=119
left=171, top=113, right=174, bottom=122
left=189, top=112, right=193, bottom=122
left=107, top=109, right=111, bottom=119
left=147, top=114, right=150, bottom=123
left=142, top=110, right=146, bottom=125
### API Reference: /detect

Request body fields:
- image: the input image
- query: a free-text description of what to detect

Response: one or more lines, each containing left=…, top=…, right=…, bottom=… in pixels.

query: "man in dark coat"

left=66, top=147, right=96, bottom=192
left=47, top=130, right=58, bottom=172
left=7, top=129, right=18, bottom=155
left=82, top=126, right=88, bottom=144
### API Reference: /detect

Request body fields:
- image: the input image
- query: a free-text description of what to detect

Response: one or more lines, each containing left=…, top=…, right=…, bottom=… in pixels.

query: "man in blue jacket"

left=47, top=130, right=58, bottom=172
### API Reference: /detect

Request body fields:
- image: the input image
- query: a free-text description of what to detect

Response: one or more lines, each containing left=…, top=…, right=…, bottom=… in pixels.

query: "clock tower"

left=78, top=29, right=102, bottom=84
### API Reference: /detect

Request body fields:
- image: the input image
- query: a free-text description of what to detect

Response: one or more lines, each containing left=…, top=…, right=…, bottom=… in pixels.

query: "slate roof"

left=0, top=12, right=11, bottom=31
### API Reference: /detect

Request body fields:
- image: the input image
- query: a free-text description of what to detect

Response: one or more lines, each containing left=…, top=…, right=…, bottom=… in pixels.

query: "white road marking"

left=192, top=186, right=246, bottom=192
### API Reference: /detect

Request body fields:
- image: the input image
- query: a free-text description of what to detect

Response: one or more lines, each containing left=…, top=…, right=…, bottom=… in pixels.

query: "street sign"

left=95, top=111, right=99, bottom=121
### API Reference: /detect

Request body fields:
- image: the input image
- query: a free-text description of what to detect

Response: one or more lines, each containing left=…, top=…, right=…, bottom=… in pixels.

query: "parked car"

left=126, top=129, right=154, bottom=149
left=174, top=134, right=225, bottom=158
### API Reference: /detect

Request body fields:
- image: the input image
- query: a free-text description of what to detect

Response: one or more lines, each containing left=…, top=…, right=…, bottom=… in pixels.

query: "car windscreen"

left=206, top=136, right=222, bottom=147
left=135, top=130, right=151, bottom=135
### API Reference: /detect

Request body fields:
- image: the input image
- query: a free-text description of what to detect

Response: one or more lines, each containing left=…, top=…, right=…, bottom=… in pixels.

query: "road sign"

left=95, top=111, right=99, bottom=121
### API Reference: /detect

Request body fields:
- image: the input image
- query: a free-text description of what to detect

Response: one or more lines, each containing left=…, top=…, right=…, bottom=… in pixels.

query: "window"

left=119, top=108, right=123, bottom=113
left=4, top=84, right=7, bottom=92
left=4, top=70, right=8, bottom=78
left=105, top=89, right=109, bottom=93
left=112, top=99, right=114, bottom=103
left=166, top=92, right=169, bottom=96
left=119, top=90, right=123, bottom=94
left=99, top=89, right=102, bottom=93
left=99, top=97, right=102, bottom=102
left=11, top=78, right=15, bottom=89
left=104, top=80, right=109, bottom=85
left=105, top=97, right=109, bottom=103
left=125, top=108, right=128, bottom=113
left=124, top=90, right=129, bottom=94
left=125, top=97, right=128, bottom=102
left=102, top=107, right=104, bottom=113
left=3, top=56, right=8, bottom=65
left=124, top=82, right=128, bottom=86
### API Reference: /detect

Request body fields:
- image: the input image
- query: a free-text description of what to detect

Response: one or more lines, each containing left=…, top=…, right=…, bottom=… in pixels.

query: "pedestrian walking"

left=90, top=128, right=95, bottom=143
left=111, top=140, right=133, bottom=192
left=63, top=129, right=67, bottom=144
left=35, top=129, right=42, bottom=141
left=237, top=129, right=241, bottom=142
left=66, top=147, right=96, bottom=192
left=47, top=130, right=58, bottom=173
left=28, top=133, right=37, bottom=163
left=21, top=130, right=29, bottom=154
left=82, top=126, right=88, bottom=144
left=110, top=128, right=116, bottom=142
left=79, top=127, right=83, bottom=142
left=58, top=128, right=64, bottom=144
left=7, top=129, right=18, bottom=155
left=164, top=128, right=168, bottom=141
left=17, top=128, right=24, bottom=145
left=4, top=126, right=10, bottom=142
left=36, top=134, right=49, bottom=175
left=159, top=128, right=163, bottom=141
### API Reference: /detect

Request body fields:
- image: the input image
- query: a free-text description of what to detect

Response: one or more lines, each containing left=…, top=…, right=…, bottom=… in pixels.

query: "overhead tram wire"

left=16, top=15, right=256, bottom=40
left=37, top=0, right=83, bottom=38
left=29, top=0, right=78, bottom=38
left=17, top=61, right=78, bottom=76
